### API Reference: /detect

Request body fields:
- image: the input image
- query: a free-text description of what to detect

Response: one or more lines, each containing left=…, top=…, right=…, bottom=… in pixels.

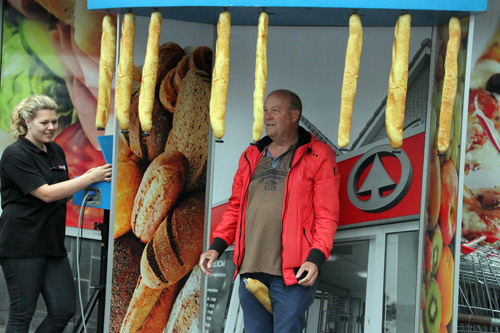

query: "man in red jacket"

left=199, top=89, right=340, bottom=332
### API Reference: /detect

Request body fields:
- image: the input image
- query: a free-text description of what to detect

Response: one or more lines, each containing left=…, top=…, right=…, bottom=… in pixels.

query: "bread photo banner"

left=139, top=10, right=162, bottom=134
left=209, top=10, right=231, bottom=140
left=437, top=17, right=461, bottom=153
left=338, top=13, right=363, bottom=148
left=96, top=14, right=116, bottom=130
left=115, top=12, right=136, bottom=132
left=252, top=11, right=269, bottom=142
left=386, top=13, right=411, bottom=149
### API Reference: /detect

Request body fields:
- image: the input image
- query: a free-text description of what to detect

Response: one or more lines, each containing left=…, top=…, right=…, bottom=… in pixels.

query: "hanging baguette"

left=386, top=13, right=411, bottom=149
left=244, top=278, right=272, bottom=314
left=96, top=14, right=117, bottom=130
left=338, top=13, right=363, bottom=148
left=209, top=10, right=231, bottom=139
left=115, top=12, right=136, bottom=132
left=138, top=10, right=162, bottom=133
left=252, top=11, right=269, bottom=142
left=437, top=17, right=461, bottom=153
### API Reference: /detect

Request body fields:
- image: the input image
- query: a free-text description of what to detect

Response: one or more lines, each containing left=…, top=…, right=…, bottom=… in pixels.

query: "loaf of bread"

left=140, top=196, right=205, bottom=289
left=115, top=12, right=136, bottom=131
left=437, top=17, right=461, bottom=153
left=164, top=266, right=202, bottom=332
left=131, top=151, right=189, bottom=243
left=128, top=92, right=173, bottom=162
left=159, top=46, right=212, bottom=114
left=114, top=138, right=143, bottom=239
left=110, top=233, right=144, bottom=333
left=165, top=69, right=211, bottom=193
left=209, top=10, right=231, bottom=139
left=386, top=13, right=411, bottom=149
left=156, top=42, right=185, bottom=85
left=95, top=14, right=116, bottom=130
left=338, top=13, right=363, bottom=148
left=120, top=277, right=181, bottom=333
left=138, top=11, right=162, bottom=133
left=252, top=11, right=268, bottom=142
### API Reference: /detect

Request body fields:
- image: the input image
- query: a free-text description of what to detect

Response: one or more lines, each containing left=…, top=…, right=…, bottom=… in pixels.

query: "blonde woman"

left=0, top=95, right=111, bottom=332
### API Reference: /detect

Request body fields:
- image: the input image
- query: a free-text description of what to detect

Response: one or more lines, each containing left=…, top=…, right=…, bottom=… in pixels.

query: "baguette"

left=338, top=13, right=363, bottom=148
left=138, top=11, right=162, bottom=133
left=244, top=278, right=272, bottom=314
left=437, top=17, right=461, bottom=153
left=386, top=13, right=411, bottom=149
left=116, top=12, right=136, bottom=131
left=95, top=14, right=116, bottom=130
left=252, top=11, right=269, bottom=142
left=209, top=11, right=231, bottom=139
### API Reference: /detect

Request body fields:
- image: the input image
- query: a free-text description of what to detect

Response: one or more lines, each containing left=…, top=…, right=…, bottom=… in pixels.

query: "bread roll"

left=96, top=14, right=116, bottom=130
left=116, top=12, right=136, bottom=131
left=128, top=92, right=173, bottom=162
left=165, top=69, right=211, bottom=193
left=73, top=0, right=108, bottom=58
left=131, top=151, right=189, bottom=243
left=164, top=266, right=202, bottom=332
left=437, top=17, right=461, bottom=153
left=138, top=11, right=162, bottom=133
left=386, top=13, right=411, bottom=149
left=252, top=11, right=268, bottom=142
left=140, top=196, right=205, bottom=289
left=35, top=0, right=75, bottom=27
left=173, top=55, right=191, bottom=92
left=209, top=10, right=231, bottom=139
left=188, top=46, right=213, bottom=74
left=338, top=13, right=363, bottom=148
left=159, top=68, right=178, bottom=113
left=114, top=139, right=143, bottom=239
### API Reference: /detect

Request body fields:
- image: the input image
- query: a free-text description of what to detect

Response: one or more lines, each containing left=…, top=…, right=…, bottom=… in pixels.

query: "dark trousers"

left=239, top=273, right=318, bottom=333
left=0, top=256, right=76, bottom=333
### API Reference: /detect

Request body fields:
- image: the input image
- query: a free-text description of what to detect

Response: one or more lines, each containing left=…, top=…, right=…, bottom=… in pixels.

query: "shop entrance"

left=216, top=221, right=420, bottom=333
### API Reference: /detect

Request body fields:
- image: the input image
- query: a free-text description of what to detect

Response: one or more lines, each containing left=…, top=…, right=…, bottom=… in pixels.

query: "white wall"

left=212, top=24, right=432, bottom=204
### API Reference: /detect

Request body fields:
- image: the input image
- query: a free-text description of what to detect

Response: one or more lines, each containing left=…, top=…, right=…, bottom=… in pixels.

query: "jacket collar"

left=254, top=126, right=312, bottom=153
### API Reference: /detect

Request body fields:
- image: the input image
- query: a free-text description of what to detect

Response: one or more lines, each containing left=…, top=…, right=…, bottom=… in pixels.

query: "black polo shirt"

left=0, top=136, right=69, bottom=257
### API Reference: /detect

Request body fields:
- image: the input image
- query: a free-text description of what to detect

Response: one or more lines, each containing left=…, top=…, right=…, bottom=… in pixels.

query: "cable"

left=76, top=192, right=93, bottom=333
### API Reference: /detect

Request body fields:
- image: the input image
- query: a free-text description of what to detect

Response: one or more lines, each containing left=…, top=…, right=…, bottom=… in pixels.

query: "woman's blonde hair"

left=10, top=95, right=58, bottom=138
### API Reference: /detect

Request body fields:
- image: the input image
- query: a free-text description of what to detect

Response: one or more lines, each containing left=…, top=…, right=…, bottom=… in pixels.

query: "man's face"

left=264, top=93, right=298, bottom=140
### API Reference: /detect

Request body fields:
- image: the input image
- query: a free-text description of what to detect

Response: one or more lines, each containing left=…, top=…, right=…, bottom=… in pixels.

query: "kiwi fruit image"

left=429, top=227, right=444, bottom=276
left=425, top=278, right=442, bottom=333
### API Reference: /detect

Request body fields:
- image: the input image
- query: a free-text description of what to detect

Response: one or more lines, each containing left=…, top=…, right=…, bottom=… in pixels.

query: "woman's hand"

left=84, top=163, right=112, bottom=183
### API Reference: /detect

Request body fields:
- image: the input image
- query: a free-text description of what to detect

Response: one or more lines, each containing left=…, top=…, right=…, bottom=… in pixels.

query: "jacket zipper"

left=235, top=153, right=253, bottom=272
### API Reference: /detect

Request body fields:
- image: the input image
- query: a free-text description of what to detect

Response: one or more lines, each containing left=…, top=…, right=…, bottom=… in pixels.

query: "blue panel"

left=87, top=0, right=487, bottom=27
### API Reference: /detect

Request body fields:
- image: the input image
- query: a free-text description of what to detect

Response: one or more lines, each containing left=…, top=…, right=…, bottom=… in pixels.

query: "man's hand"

left=295, top=261, right=318, bottom=286
left=199, top=249, right=219, bottom=276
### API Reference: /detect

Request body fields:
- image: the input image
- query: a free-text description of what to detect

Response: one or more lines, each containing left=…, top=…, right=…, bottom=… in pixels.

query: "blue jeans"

left=0, top=256, right=76, bottom=333
left=239, top=273, right=318, bottom=333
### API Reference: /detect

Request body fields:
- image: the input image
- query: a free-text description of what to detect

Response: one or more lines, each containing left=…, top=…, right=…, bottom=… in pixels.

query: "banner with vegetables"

left=0, top=0, right=109, bottom=230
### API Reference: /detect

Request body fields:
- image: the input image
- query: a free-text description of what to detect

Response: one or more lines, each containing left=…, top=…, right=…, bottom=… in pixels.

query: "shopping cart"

left=458, top=235, right=500, bottom=332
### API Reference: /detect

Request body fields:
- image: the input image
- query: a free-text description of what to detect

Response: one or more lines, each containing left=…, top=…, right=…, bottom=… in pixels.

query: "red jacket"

left=210, top=127, right=340, bottom=285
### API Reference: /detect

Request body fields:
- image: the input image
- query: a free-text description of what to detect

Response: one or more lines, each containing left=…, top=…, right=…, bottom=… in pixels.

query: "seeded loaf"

left=165, top=68, right=211, bottom=193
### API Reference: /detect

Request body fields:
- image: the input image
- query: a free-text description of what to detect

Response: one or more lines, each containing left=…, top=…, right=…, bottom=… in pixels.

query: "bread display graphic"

left=163, top=266, right=202, bottom=333
left=338, top=13, right=363, bottom=148
left=131, top=151, right=189, bottom=243
left=165, top=68, right=211, bottom=193
left=385, top=13, right=411, bottom=149
left=96, top=14, right=116, bottom=130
